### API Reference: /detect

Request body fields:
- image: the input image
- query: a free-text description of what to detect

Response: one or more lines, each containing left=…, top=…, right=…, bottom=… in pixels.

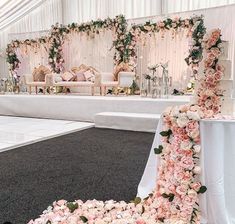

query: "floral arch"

left=6, top=15, right=131, bottom=78
left=125, top=16, right=206, bottom=80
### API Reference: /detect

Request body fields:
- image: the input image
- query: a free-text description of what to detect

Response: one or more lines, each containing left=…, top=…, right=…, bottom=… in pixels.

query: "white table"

left=138, top=118, right=235, bottom=224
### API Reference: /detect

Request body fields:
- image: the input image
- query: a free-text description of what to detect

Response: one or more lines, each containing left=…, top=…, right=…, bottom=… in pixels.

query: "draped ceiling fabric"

left=1, top=0, right=235, bottom=79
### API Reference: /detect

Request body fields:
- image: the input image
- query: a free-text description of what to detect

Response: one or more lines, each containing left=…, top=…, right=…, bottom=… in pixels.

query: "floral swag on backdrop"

left=48, top=15, right=132, bottom=73
left=6, top=37, right=49, bottom=81
left=125, top=15, right=206, bottom=79
left=29, top=29, right=225, bottom=224
left=6, top=15, right=133, bottom=78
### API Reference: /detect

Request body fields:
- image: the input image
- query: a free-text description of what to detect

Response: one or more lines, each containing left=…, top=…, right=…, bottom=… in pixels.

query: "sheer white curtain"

left=136, top=30, right=190, bottom=90
left=63, top=30, right=114, bottom=72
left=62, top=0, right=162, bottom=24
left=162, top=0, right=235, bottom=13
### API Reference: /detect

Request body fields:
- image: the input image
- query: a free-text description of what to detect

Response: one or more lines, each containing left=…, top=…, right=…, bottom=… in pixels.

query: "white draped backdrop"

left=1, top=0, right=235, bottom=83
left=63, top=31, right=114, bottom=72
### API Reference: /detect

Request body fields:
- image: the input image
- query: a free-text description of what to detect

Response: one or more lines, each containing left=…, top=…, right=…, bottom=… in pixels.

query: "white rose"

left=193, top=145, right=201, bottom=153
left=172, top=106, right=181, bottom=117
left=96, top=220, right=106, bottom=224
left=188, top=189, right=198, bottom=199
left=180, top=140, right=193, bottom=150
left=186, top=111, right=201, bottom=121
left=176, top=115, right=189, bottom=128
left=189, top=129, right=200, bottom=138
left=193, top=166, right=201, bottom=174
left=67, top=216, right=78, bottom=224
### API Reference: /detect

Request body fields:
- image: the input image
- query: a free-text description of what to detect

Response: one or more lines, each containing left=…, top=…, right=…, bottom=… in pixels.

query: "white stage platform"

left=0, top=94, right=190, bottom=132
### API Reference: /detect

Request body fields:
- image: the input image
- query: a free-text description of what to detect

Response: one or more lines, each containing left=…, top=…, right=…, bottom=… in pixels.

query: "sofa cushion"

left=61, top=71, right=75, bottom=81
left=75, top=73, right=86, bottom=81
left=84, top=70, right=95, bottom=82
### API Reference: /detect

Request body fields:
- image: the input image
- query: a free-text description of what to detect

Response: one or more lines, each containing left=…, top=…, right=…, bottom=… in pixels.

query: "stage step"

left=95, top=112, right=161, bottom=133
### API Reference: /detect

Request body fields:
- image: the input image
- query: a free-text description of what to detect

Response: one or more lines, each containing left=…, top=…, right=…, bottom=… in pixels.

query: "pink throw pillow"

left=84, top=70, right=95, bottom=82
left=61, top=72, right=74, bottom=81
left=75, top=73, right=86, bottom=81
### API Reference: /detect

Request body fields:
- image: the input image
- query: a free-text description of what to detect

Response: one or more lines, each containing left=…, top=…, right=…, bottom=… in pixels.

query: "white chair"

left=23, top=74, right=48, bottom=94
left=100, top=72, right=118, bottom=95
left=118, top=71, right=135, bottom=88
left=100, top=71, right=135, bottom=95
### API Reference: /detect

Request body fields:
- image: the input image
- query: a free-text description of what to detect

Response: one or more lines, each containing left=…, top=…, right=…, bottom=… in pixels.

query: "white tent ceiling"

left=0, top=0, right=46, bottom=30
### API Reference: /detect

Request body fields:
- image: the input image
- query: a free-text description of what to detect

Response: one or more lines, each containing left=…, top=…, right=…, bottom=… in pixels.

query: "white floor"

left=0, top=116, right=94, bottom=152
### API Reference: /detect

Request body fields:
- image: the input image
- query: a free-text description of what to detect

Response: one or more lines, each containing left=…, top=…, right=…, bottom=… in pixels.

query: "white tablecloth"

left=138, top=118, right=235, bottom=224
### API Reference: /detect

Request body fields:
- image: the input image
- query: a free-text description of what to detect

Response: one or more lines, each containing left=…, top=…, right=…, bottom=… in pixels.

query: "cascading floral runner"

left=28, top=29, right=224, bottom=224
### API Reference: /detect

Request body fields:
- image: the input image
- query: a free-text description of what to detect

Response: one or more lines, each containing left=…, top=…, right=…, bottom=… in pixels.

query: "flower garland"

left=6, top=37, right=49, bottom=79
left=196, top=29, right=224, bottom=114
left=48, top=15, right=129, bottom=73
left=5, top=15, right=129, bottom=75
left=126, top=16, right=206, bottom=78
left=28, top=29, right=225, bottom=224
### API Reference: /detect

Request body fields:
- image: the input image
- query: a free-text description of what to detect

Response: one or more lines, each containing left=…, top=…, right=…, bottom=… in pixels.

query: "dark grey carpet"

left=0, top=128, right=154, bottom=224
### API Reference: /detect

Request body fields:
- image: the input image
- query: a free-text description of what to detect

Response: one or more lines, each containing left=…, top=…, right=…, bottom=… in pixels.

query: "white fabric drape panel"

left=162, top=0, right=235, bottom=14
left=0, top=0, right=46, bottom=30
left=138, top=119, right=235, bottom=223
left=63, top=30, right=114, bottom=72
left=0, top=0, right=62, bottom=77
left=136, top=30, right=190, bottom=89
left=62, top=0, right=162, bottom=24
left=15, top=45, right=49, bottom=76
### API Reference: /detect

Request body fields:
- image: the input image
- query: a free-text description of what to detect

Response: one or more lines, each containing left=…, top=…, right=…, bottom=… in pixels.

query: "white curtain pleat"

left=162, top=0, right=235, bottom=14
left=62, top=0, right=162, bottom=24
left=63, top=30, right=114, bottom=72
left=136, top=30, right=190, bottom=90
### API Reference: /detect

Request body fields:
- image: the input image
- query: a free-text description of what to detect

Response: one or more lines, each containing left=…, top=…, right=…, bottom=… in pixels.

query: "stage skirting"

left=0, top=95, right=190, bottom=122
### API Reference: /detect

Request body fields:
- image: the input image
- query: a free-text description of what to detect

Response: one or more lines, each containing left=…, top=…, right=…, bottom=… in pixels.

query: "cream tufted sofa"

left=46, top=73, right=101, bottom=95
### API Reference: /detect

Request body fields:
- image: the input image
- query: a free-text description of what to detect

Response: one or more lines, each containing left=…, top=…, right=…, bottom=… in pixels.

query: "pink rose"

left=204, top=59, right=214, bottom=68
left=216, top=64, right=225, bottom=72
left=208, top=53, right=216, bottom=60
left=176, top=185, right=188, bottom=196
left=190, top=182, right=202, bottom=192
left=186, top=121, right=199, bottom=132
left=136, top=220, right=146, bottom=224
left=214, top=71, right=223, bottom=80
left=205, top=68, right=215, bottom=76
left=210, top=47, right=221, bottom=58
left=203, top=109, right=214, bottom=118
left=57, top=199, right=67, bottom=206
left=180, top=156, right=194, bottom=170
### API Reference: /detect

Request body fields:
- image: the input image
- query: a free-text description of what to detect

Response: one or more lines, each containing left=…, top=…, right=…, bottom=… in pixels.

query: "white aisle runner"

left=138, top=118, right=235, bottom=224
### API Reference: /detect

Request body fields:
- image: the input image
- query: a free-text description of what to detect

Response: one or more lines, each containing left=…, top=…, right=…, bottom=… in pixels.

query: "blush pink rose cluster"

left=152, top=104, right=207, bottom=224
left=197, top=29, right=224, bottom=114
